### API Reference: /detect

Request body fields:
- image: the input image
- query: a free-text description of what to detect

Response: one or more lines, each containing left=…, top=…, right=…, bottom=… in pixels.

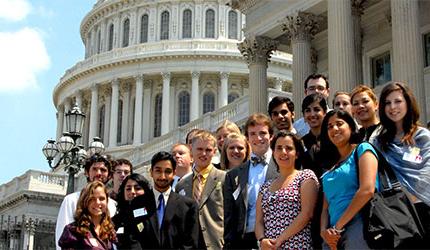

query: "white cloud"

left=0, top=0, right=31, bottom=21
left=0, top=28, right=50, bottom=93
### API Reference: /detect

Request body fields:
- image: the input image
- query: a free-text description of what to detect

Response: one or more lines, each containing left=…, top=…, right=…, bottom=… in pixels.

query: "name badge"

left=116, top=227, right=124, bottom=234
left=233, top=186, right=241, bottom=200
left=403, top=147, right=423, bottom=164
left=89, top=238, right=99, bottom=247
left=178, top=189, right=186, bottom=196
left=133, top=207, right=148, bottom=218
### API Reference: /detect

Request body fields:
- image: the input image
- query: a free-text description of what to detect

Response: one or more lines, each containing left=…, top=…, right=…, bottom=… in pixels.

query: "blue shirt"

left=322, top=142, right=379, bottom=226
left=246, top=151, right=271, bottom=232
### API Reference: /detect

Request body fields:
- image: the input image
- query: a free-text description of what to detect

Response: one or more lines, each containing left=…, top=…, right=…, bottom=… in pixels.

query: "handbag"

left=354, top=143, right=424, bottom=249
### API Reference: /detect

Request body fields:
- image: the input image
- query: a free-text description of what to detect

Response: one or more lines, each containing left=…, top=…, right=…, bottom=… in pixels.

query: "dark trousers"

left=227, top=232, right=258, bottom=249
left=414, top=202, right=430, bottom=249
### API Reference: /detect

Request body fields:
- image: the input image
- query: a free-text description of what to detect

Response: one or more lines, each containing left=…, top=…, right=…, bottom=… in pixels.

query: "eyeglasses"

left=307, top=85, right=326, bottom=92
left=271, top=110, right=289, bottom=117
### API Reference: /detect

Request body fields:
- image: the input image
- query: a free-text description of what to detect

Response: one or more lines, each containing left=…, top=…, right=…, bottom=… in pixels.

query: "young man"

left=171, top=143, right=193, bottom=189
left=224, top=113, right=279, bottom=249
left=293, top=73, right=330, bottom=137
left=109, top=158, right=133, bottom=200
left=175, top=130, right=226, bottom=249
left=55, top=154, right=117, bottom=250
left=139, top=151, right=199, bottom=248
left=268, top=96, right=296, bottom=133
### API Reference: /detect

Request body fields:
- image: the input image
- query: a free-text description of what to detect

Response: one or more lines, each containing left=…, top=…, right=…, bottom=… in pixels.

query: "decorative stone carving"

left=311, top=47, right=318, bottom=73
left=162, top=72, right=171, bottom=81
left=351, top=0, right=368, bottom=16
left=282, top=12, right=320, bottom=41
left=238, top=36, right=278, bottom=64
left=191, top=71, right=200, bottom=79
left=220, top=71, right=230, bottom=80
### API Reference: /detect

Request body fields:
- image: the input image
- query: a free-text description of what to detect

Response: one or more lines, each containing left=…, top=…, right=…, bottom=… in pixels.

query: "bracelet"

left=332, top=225, right=345, bottom=233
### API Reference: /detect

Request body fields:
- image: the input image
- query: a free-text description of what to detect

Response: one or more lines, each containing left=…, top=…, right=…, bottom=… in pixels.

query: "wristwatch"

left=332, top=225, right=345, bottom=233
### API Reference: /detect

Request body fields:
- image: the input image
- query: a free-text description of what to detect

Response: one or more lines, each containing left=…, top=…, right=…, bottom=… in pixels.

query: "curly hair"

left=74, top=181, right=116, bottom=242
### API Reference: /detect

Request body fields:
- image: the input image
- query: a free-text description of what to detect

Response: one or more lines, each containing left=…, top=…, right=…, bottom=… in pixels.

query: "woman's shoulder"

left=356, top=142, right=378, bottom=158
left=297, top=169, right=319, bottom=184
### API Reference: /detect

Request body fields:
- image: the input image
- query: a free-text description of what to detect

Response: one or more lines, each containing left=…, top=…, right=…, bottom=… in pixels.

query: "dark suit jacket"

left=223, top=157, right=279, bottom=248
left=137, top=191, right=199, bottom=249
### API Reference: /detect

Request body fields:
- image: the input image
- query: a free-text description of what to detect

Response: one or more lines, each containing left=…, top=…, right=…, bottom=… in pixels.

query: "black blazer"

left=138, top=191, right=199, bottom=249
left=223, top=158, right=279, bottom=248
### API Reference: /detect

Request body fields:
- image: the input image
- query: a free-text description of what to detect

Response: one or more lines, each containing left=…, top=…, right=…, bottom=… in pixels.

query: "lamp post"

left=42, top=104, right=105, bottom=194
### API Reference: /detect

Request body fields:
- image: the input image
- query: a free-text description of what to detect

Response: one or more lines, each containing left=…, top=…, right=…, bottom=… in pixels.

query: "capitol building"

left=1, top=0, right=430, bottom=249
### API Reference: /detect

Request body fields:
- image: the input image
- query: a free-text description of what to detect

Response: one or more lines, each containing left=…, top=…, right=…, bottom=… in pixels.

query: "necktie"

left=157, top=193, right=165, bottom=228
left=251, top=155, right=265, bottom=165
left=193, top=174, right=203, bottom=203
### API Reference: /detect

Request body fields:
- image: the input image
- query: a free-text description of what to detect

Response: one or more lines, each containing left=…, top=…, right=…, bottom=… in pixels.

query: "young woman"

left=220, top=132, right=251, bottom=170
left=255, top=131, right=319, bottom=249
left=332, top=91, right=352, bottom=115
left=112, top=174, right=155, bottom=250
left=215, top=120, right=241, bottom=152
left=350, top=85, right=380, bottom=141
left=371, top=81, right=430, bottom=246
left=319, top=110, right=378, bottom=249
left=59, top=181, right=116, bottom=249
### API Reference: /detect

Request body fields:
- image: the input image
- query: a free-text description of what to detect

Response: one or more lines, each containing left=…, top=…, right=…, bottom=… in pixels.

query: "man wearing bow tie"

left=224, top=113, right=279, bottom=249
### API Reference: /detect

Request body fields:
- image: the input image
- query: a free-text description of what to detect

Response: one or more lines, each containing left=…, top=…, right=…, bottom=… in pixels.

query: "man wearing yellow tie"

left=176, top=130, right=226, bottom=249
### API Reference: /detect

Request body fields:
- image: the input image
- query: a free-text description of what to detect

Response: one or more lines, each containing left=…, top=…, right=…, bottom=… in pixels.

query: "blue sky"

left=0, top=0, right=94, bottom=185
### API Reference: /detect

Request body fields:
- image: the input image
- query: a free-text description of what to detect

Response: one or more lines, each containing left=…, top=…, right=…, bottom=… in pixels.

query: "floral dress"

left=259, top=169, right=318, bottom=249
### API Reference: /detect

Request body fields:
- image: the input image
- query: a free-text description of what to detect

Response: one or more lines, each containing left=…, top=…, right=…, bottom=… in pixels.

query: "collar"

left=193, top=164, right=213, bottom=179
left=153, top=186, right=171, bottom=202
left=250, top=150, right=272, bottom=165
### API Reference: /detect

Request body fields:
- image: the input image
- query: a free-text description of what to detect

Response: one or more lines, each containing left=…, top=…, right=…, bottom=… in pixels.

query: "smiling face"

left=270, top=103, right=295, bottom=131
left=305, top=77, right=330, bottom=98
left=333, top=94, right=352, bottom=114
left=150, top=159, right=175, bottom=193
left=192, top=138, right=216, bottom=169
left=304, top=101, right=326, bottom=130
left=247, top=124, right=273, bottom=157
left=86, top=162, right=110, bottom=184
left=124, top=179, right=145, bottom=201
left=88, top=186, right=107, bottom=219
left=351, top=92, right=378, bottom=127
left=273, top=136, right=297, bottom=169
left=384, top=90, right=407, bottom=129
left=327, top=115, right=352, bottom=148
left=226, top=138, right=247, bottom=169
left=216, top=127, right=230, bottom=150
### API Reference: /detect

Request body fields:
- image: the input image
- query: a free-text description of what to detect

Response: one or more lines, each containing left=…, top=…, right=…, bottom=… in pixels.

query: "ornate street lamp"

left=42, top=104, right=105, bottom=194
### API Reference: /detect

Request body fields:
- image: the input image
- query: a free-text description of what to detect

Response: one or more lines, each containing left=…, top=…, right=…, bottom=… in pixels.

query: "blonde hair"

left=191, top=130, right=217, bottom=148
left=220, top=133, right=251, bottom=170
left=216, top=120, right=241, bottom=134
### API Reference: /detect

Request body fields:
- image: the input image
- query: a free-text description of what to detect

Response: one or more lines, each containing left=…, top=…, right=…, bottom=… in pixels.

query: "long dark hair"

left=378, top=81, right=420, bottom=149
left=116, top=173, right=154, bottom=213
left=319, top=110, right=361, bottom=168
left=270, top=131, right=305, bottom=170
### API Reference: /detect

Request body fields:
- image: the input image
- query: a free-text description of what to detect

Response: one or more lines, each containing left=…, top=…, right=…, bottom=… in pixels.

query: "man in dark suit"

left=138, top=151, right=199, bottom=249
left=224, top=113, right=279, bottom=249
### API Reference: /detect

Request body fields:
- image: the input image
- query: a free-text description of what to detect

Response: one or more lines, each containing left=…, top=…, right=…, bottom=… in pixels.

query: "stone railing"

left=0, top=170, right=67, bottom=200
left=107, top=88, right=292, bottom=167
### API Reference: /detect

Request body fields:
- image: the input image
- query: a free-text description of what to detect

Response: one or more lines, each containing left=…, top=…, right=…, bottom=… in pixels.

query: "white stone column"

left=191, top=71, right=200, bottom=120
left=133, top=75, right=144, bottom=145
left=328, top=0, right=358, bottom=92
left=74, top=91, right=82, bottom=108
left=275, top=78, right=284, bottom=91
left=282, top=12, right=319, bottom=112
left=219, top=72, right=229, bottom=107
left=148, top=6, right=157, bottom=42
left=100, top=21, right=106, bottom=52
left=161, top=72, right=171, bottom=135
left=63, top=100, right=71, bottom=133
left=114, top=16, right=120, bottom=49
left=89, top=84, right=99, bottom=144
left=103, top=94, right=111, bottom=145
left=238, top=36, right=278, bottom=114
left=56, top=104, right=64, bottom=140
left=109, top=79, right=119, bottom=147
left=142, top=81, right=152, bottom=142
left=391, top=0, right=426, bottom=121
left=351, top=0, right=366, bottom=84
left=121, top=83, right=130, bottom=145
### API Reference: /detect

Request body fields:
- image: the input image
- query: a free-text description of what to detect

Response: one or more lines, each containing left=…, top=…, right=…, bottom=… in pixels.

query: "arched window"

left=178, top=91, right=190, bottom=126
left=160, top=11, right=170, bottom=40
left=108, top=24, right=114, bottom=51
left=205, top=9, right=215, bottom=38
left=154, top=94, right=162, bottom=137
left=122, top=18, right=130, bottom=47
left=228, top=10, right=238, bottom=39
left=117, top=100, right=123, bottom=143
left=140, top=14, right=149, bottom=43
left=98, top=105, right=105, bottom=143
left=228, top=93, right=239, bottom=103
left=96, top=29, right=101, bottom=53
left=182, top=9, right=192, bottom=39
left=203, top=92, right=215, bottom=114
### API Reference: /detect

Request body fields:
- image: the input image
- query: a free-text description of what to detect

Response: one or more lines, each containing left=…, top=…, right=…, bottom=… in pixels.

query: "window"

left=228, top=10, right=238, bottom=39
left=178, top=91, right=190, bottom=126
left=182, top=9, right=192, bottom=39
left=371, top=51, right=391, bottom=87
left=98, top=105, right=105, bottom=143
left=117, top=100, right=123, bottom=143
left=108, top=24, right=114, bottom=51
left=203, top=92, right=215, bottom=114
left=122, top=18, right=130, bottom=47
left=160, top=11, right=170, bottom=40
left=228, top=93, right=239, bottom=103
left=425, top=32, right=430, bottom=67
left=140, top=14, right=149, bottom=43
left=96, top=29, right=101, bottom=53
left=205, top=9, right=215, bottom=38
left=154, top=94, right=162, bottom=137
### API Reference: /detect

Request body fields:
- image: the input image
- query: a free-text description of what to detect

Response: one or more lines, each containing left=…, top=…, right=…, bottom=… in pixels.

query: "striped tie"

left=193, top=174, right=203, bottom=202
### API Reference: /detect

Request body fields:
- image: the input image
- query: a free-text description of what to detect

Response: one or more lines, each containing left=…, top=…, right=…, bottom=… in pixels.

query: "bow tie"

left=251, top=155, right=266, bottom=165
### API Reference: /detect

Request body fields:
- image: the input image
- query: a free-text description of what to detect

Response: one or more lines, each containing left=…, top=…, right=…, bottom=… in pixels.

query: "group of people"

left=54, top=73, right=430, bottom=250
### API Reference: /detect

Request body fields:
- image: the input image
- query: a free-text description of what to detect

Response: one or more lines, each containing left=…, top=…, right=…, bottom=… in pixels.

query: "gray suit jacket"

left=223, top=157, right=278, bottom=247
left=176, top=165, right=226, bottom=250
